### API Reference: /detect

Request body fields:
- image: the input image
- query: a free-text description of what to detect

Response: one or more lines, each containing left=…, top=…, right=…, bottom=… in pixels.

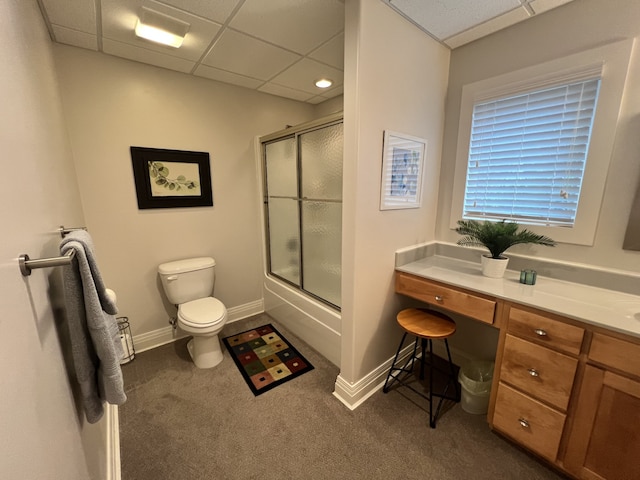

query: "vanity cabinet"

left=491, top=305, right=584, bottom=462
left=395, top=269, right=640, bottom=478
left=563, top=333, right=640, bottom=480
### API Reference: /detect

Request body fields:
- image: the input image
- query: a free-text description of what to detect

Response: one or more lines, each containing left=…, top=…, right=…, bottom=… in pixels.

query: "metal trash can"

left=117, top=316, right=135, bottom=364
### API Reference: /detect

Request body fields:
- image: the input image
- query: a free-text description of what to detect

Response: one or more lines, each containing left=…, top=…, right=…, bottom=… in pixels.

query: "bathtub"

left=263, top=274, right=341, bottom=367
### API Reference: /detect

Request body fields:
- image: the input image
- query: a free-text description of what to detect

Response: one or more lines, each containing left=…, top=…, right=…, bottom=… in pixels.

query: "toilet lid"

left=178, top=297, right=226, bottom=328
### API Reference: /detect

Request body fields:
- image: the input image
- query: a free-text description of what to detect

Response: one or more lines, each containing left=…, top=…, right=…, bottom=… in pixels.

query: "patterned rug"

left=222, top=324, right=314, bottom=396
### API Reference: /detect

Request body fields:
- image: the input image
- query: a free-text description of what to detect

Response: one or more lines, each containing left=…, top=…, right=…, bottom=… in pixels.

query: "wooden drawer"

left=589, top=333, right=640, bottom=378
left=500, top=334, right=578, bottom=411
left=395, top=272, right=496, bottom=324
left=493, top=383, right=566, bottom=461
left=508, top=307, right=584, bottom=355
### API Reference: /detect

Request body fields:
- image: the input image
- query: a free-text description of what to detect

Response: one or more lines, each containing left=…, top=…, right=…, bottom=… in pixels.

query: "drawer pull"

left=518, top=418, right=530, bottom=428
left=534, top=328, right=548, bottom=337
left=434, top=295, right=443, bottom=302
left=527, top=368, right=539, bottom=377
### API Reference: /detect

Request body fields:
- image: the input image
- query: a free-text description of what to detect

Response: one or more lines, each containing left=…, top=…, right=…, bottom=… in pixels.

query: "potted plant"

left=455, top=219, right=556, bottom=278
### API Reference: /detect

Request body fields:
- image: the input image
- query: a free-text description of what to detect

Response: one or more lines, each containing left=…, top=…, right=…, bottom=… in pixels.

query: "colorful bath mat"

left=222, top=324, right=314, bottom=396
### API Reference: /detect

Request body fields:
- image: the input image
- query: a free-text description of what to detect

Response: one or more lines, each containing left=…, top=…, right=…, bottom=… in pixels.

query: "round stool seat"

left=397, top=308, right=456, bottom=339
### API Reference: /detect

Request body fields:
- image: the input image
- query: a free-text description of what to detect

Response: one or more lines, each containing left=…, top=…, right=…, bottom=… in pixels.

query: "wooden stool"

left=383, top=308, right=460, bottom=428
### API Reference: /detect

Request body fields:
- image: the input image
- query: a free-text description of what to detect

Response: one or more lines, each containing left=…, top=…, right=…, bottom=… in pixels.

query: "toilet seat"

left=178, top=297, right=227, bottom=329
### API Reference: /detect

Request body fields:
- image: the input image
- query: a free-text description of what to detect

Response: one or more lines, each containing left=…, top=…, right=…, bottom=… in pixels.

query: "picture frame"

left=130, top=146, right=213, bottom=209
left=379, top=131, right=427, bottom=210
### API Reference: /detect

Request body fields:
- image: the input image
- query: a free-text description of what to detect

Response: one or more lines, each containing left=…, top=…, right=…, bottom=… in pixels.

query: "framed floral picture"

left=379, top=131, right=427, bottom=210
left=130, top=146, right=213, bottom=209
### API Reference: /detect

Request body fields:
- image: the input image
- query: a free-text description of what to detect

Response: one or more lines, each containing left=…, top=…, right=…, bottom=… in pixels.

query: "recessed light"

left=315, top=78, right=333, bottom=89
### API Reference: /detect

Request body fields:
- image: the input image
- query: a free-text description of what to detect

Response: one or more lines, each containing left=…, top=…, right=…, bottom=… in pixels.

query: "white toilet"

left=158, top=257, right=228, bottom=368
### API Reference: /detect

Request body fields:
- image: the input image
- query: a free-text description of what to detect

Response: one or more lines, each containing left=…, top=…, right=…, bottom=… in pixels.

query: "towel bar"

left=19, top=249, right=76, bottom=277
left=59, top=225, right=87, bottom=237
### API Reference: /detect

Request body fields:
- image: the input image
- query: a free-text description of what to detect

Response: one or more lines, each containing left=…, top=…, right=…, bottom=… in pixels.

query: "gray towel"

left=60, top=230, right=126, bottom=423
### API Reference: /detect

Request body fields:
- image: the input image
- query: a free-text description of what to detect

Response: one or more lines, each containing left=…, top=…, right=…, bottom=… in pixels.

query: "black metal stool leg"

left=383, top=333, right=420, bottom=393
left=428, top=339, right=436, bottom=428
left=428, top=338, right=460, bottom=428
left=419, top=338, right=427, bottom=380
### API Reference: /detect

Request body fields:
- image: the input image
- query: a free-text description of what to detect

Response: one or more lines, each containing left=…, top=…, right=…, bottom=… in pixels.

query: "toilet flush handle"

left=166, top=275, right=178, bottom=281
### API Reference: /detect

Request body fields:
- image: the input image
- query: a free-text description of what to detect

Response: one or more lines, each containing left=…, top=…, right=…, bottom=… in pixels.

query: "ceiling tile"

left=230, top=0, right=344, bottom=54
left=194, top=65, right=265, bottom=89
left=443, top=6, right=530, bottom=48
left=307, top=85, right=343, bottom=105
left=101, top=0, right=222, bottom=62
left=269, top=58, right=343, bottom=95
left=102, top=38, right=195, bottom=73
left=388, top=0, right=521, bottom=40
left=202, top=29, right=301, bottom=80
left=308, top=33, right=344, bottom=70
left=529, top=0, right=574, bottom=14
left=306, top=95, right=329, bottom=105
left=52, top=25, right=98, bottom=51
left=258, top=83, right=315, bottom=102
left=321, top=85, right=344, bottom=99
left=158, top=0, right=242, bottom=24
left=40, top=0, right=97, bottom=34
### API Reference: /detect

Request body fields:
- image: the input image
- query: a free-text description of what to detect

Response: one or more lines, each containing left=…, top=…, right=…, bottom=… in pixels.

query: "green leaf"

left=158, top=167, right=169, bottom=177
left=177, top=175, right=185, bottom=181
left=455, top=219, right=556, bottom=258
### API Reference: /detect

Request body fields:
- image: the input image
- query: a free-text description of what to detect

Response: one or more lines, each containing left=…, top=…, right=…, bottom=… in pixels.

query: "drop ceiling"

left=382, top=0, right=574, bottom=49
left=37, top=0, right=574, bottom=105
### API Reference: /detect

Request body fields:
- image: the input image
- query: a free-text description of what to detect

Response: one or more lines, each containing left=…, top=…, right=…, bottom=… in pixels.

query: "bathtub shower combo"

left=259, top=114, right=343, bottom=365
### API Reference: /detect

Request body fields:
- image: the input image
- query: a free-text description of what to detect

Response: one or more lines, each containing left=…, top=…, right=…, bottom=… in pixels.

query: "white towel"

left=60, top=230, right=126, bottom=423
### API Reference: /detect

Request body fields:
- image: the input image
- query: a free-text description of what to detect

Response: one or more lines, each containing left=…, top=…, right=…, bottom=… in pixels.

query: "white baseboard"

left=333, top=340, right=472, bottom=410
left=227, top=299, right=264, bottom=324
left=106, top=404, right=120, bottom=480
left=133, top=299, right=265, bottom=353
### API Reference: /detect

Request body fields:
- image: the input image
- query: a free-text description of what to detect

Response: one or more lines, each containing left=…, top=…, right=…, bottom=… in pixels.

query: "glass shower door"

left=263, top=118, right=343, bottom=309
left=300, top=123, right=343, bottom=307
left=264, top=137, right=300, bottom=286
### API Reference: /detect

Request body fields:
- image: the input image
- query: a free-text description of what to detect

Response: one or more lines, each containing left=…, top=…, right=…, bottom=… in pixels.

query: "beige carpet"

left=119, top=314, right=566, bottom=480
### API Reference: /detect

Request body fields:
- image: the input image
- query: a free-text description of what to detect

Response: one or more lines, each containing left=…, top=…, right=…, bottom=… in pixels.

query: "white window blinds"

left=463, top=77, right=601, bottom=227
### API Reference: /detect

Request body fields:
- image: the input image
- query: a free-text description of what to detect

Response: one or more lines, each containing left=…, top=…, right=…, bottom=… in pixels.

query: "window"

left=450, top=40, right=633, bottom=246
left=463, top=78, right=600, bottom=227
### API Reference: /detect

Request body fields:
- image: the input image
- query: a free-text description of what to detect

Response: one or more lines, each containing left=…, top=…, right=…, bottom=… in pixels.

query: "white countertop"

left=396, top=255, right=640, bottom=339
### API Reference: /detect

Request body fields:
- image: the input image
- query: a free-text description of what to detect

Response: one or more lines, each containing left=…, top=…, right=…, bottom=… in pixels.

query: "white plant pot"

left=481, top=255, right=509, bottom=278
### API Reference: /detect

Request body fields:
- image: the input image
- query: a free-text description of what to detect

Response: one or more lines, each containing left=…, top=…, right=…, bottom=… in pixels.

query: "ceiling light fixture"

left=134, top=7, right=190, bottom=49
left=315, top=78, right=333, bottom=89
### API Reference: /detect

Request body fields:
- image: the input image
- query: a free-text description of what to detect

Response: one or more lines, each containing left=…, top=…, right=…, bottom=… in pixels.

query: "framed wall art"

left=379, top=131, right=427, bottom=210
left=130, top=146, right=213, bottom=209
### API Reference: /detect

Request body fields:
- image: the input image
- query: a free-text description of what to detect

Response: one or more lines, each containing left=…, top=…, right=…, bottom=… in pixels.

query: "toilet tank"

left=158, top=257, right=216, bottom=305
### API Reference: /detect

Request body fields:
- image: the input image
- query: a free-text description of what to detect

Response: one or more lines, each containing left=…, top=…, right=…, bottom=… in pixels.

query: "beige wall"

left=53, top=46, right=318, bottom=337
left=341, top=0, right=450, bottom=381
left=0, top=1, right=103, bottom=478
left=436, top=0, right=640, bottom=272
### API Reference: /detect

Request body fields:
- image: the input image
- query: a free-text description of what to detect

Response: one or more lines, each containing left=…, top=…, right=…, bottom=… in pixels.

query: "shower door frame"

left=260, top=112, right=343, bottom=311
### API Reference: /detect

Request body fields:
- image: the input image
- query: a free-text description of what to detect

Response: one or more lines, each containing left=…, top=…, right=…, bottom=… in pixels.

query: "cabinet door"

left=564, top=365, right=640, bottom=479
